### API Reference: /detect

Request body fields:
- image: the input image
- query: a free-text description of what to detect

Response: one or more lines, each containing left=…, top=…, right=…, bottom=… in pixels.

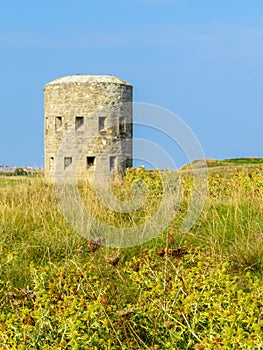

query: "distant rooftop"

left=45, top=75, right=131, bottom=86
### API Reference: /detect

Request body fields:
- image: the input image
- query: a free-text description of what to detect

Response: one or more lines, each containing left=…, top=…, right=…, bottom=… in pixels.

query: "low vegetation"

left=0, top=168, right=39, bottom=177
left=0, top=162, right=262, bottom=349
left=182, top=157, right=263, bottom=170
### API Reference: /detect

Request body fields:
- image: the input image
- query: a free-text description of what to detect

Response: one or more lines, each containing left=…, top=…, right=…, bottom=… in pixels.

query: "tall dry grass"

left=0, top=165, right=262, bottom=289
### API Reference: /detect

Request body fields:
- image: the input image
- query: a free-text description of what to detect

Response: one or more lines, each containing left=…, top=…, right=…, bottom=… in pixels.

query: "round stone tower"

left=44, top=75, right=133, bottom=182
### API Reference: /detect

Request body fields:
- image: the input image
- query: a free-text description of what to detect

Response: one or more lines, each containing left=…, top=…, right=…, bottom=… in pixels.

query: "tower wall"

left=44, top=75, right=133, bottom=182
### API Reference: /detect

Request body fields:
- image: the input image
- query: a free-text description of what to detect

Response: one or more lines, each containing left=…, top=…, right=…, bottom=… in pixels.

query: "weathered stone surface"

left=44, top=75, right=133, bottom=182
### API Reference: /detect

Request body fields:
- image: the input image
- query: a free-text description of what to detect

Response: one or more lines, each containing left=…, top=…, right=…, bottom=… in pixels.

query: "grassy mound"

left=181, top=157, right=263, bottom=170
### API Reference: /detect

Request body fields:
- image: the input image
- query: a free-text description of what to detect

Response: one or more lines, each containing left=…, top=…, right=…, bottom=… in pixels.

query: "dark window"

left=110, top=156, right=117, bottom=171
left=125, top=158, right=132, bottom=168
left=121, top=158, right=131, bottom=169
left=87, top=156, right=95, bottom=168
left=64, top=157, right=72, bottom=169
left=55, top=116, right=62, bottom=130
left=119, top=117, right=126, bottom=134
left=75, top=116, right=84, bottom=130
left=99, top=116, right=106, bottom=131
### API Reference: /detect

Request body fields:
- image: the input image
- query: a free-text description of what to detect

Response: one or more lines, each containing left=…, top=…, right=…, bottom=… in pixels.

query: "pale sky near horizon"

left=1, top=0, right=263, bottom=168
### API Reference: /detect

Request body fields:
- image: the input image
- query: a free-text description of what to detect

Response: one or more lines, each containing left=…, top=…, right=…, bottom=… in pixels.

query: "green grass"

left=222, top=157, right=263, bottom=165
left=0, top=169, right=41, bottom=177
left=182, top=157, right=263, bottom=170
left=0, top=165, right=262, bottom=348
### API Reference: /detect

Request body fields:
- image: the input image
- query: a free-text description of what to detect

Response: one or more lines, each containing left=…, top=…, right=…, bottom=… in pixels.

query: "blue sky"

left=1, top=0, right=263, bottom=167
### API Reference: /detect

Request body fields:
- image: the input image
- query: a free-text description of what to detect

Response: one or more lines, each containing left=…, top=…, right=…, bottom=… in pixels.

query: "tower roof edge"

left=45, top=75, right=132, bottom=86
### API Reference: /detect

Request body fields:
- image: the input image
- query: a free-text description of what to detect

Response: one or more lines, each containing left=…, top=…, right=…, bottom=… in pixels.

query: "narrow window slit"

left=55, top=116, right=63, bottom=130
left=99, top=116, right=106, bottom=131
left=75, top=116, right=84, bottom=130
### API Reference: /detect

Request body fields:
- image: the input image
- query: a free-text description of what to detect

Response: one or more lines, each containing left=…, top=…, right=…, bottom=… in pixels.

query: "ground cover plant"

left=0, top=163, right=262, bottom=349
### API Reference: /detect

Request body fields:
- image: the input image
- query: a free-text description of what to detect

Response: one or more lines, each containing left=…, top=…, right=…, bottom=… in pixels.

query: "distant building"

left=44, top=75, right=133, bottom=182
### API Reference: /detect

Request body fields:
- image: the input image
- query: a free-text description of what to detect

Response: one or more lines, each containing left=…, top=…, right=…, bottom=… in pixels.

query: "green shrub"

left=1, top=249, right=263, bottom=348
left=14, top=167, right=28, bottom=176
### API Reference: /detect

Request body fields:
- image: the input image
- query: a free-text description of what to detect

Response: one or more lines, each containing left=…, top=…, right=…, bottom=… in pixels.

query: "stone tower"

left=44, top=75, right=133, bottom=182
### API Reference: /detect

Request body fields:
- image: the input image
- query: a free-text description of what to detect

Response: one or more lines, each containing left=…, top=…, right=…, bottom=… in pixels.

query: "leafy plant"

left=14, top=167, right=28, bottom=176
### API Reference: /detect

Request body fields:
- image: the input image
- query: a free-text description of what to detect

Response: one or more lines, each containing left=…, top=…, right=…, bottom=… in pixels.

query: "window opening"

left=99, top=116, right=106, bottom=131
left=110, top=156, right=117, bottom=171
left=49, top=157, right=54, bottom=171
left=55, top=116, right=62, bottom=130
left=64, top=157, right=72, bottom=169
left=87, top=156, right=95, bottom=168
left=119, top=116, right=126, bottom=133
left=75, top=116, right=84, bottom=130
left=125, top=158, right=132, bottom=168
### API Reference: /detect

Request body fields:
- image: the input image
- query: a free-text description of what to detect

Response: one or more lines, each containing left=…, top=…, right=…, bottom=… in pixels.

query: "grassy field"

left=182, top=157, right=263, bottom=170
left=0, top=163, right=263, bottom=349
